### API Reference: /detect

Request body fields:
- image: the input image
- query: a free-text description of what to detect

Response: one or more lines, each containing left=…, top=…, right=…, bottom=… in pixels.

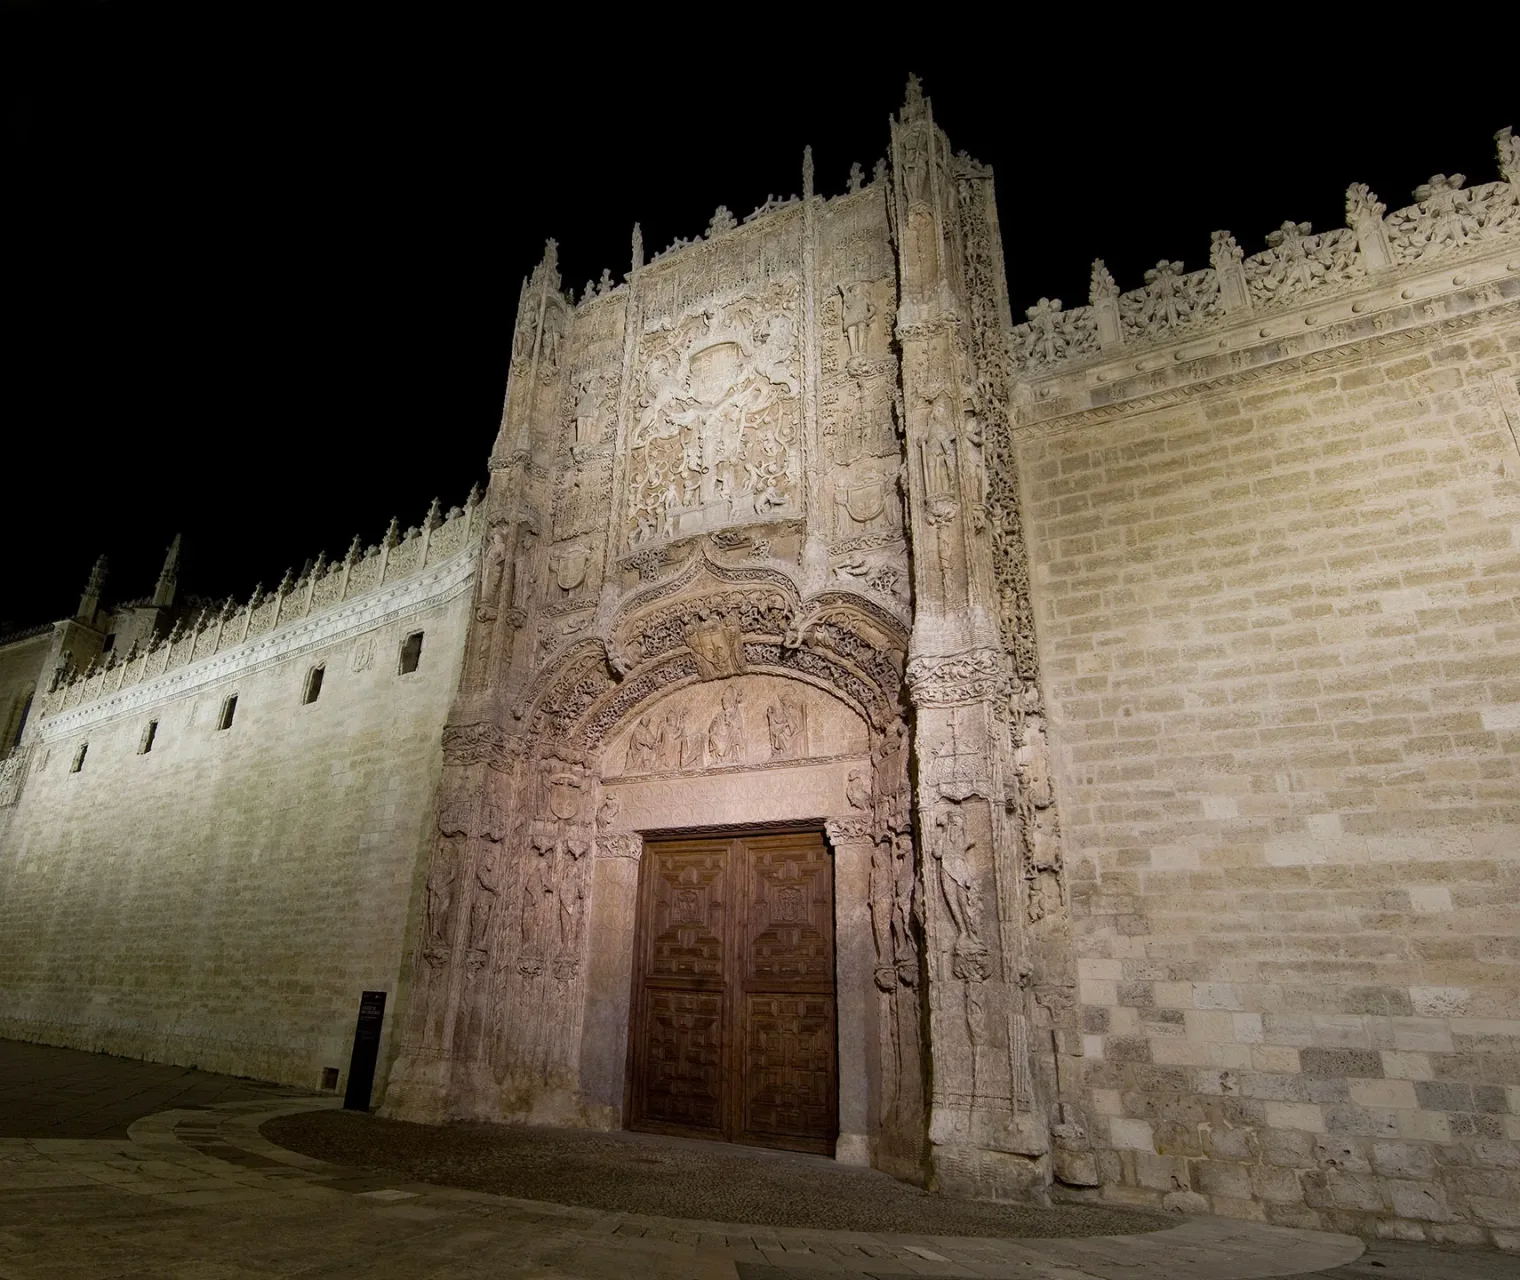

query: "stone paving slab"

left=0, top=1094, right=1370, bottom=1278
left=0, top=1040, right=1510, bottom=1278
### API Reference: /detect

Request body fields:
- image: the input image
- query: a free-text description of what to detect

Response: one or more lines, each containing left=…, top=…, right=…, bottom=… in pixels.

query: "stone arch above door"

left=514, top=554, right=909, bottom=759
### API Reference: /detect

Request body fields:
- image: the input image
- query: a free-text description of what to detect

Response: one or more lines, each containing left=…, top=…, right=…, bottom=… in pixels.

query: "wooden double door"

left=627, top=830, right=837, bottom=1154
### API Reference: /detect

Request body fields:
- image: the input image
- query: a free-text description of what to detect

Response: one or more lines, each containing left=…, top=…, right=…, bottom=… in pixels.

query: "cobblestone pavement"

left=0, top=1039, right=1510, bottom=1279
left=264, top=1109, right=1169, bottom=1237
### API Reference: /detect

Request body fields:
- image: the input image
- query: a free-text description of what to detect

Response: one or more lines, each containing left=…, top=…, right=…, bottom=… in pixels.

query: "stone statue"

left=707, top=687, right=745, bottom=765
left=839, top=282, right=877, bottom=359
left=626, top=716, right=659, bottom=773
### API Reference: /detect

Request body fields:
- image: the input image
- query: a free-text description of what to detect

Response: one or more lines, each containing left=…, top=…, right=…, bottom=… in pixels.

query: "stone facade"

left=0, top=504, right=480, bottom=1096
left=1, top=86, right=1516, bottom=1243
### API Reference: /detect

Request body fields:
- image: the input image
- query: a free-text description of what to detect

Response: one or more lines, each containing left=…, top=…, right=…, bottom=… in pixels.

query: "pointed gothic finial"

left=466, top=482, right=482, bottom=510
left=76, top=554, right=109, bottom=623
left=631, top=223, right=644, bottom=273
left=425, top=497, right=442, bottom=530
left=803, top=146, right=814, bottom=201
left=345, top=533, right=363, bottom=564
left=276, top=567, right=295, bottom=595
left=152, top=533, right=181, bottom=608
left=1498, top=127, right=1519, bottom=185
left=902, top=73, right=926, bottom=120
left=384, top=517, right=400, bottom=548
left=542, top=238, right=559, bottom=272
left=847, top=162, right=864, bottom=194
left=1089, top=260, right=1119, bottom=303
left=248, top=582, right=265, bottom=609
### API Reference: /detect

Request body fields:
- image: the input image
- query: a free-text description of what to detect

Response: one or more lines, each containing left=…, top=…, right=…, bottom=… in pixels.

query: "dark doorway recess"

left=627, top=830, right=837, bottom=1155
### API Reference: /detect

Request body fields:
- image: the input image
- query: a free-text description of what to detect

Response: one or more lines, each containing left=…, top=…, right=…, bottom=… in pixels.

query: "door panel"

left=629, top=830, right=836, bottom=1154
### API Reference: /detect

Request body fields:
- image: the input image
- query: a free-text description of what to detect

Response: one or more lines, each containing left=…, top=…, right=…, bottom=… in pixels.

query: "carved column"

left=384, top=242, right=571, bottom=1124
left=891, top=78, right=1048, bottom=1199
left=825, top=815, right=879, bottom=1165
left=579, top=828, right=643, bottom=1127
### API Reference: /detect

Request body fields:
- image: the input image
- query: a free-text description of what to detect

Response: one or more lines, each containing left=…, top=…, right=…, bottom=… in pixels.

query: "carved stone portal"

left=386, top=79, right=1054, bottom=1206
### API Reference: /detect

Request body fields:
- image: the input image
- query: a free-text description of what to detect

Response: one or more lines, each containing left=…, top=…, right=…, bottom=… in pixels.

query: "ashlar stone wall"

left=1019, top=300, right=1520, bottom=1241
left=0, top=550, right=475, bottom=1096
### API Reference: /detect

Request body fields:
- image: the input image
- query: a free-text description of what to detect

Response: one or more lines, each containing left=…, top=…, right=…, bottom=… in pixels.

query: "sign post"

left=343, top=990, right=387, bottom=1111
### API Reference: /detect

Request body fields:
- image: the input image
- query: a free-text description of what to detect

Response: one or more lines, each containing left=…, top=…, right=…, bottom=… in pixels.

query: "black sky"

left=5, top=4, right=1514, bottom=629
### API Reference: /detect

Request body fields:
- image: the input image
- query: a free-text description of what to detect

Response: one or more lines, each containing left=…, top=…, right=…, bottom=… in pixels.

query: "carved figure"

left=845, top=768, right=872, bottom=811
left=657, top=709, right=685, bottom=770
left=596, top=793, right=620, bottom=828
left=626, top=716, right=659, bottom=773
left=572, top=373, right=602, bottom=457
left=765, top=692, right=806, bottom=760
left=522, top=831, right=557, bottom=959
left=557, top=835, right=590, bottom=951
left=423, top=840, right=459, bottom=963
left=919, top=389, right=957, bottom=497
left=1016, top=712, right=1054, bottom=810
left=707, top=686, right=745, bottom=765
left=467, top=843, right=500, bottom=952
left=933, top=805, right=988, bottom=981
left=478, top=525, right=509, bottom=621
left=839, top=281, right=877, bottom=358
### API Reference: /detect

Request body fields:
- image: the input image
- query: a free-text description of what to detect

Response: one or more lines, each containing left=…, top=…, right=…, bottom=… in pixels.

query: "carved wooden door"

left=628, top=830, right=837, bottom=1154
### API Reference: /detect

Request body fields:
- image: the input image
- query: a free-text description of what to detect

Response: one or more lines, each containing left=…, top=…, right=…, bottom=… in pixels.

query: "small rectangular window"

left=71, top=742, right=88, bottom=773
left=217, top=695, right=238, bottom=730
left=303, top=666, right=325, bottom=705
left=320, top=1066, right=340, bottom=1091
left=139, top=720, right=158, bottom=754
left=101, top=633, right=116, bottom=654
left=399, top=631, right=424, bottom=675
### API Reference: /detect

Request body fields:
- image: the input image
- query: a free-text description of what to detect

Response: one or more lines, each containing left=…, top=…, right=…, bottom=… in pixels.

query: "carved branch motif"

left=905, top=648, right=1007, bottom=706
left=441, top=722, right=523, bottom=770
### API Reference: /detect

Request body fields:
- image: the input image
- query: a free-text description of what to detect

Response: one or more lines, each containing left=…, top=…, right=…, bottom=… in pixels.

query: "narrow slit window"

left=302, top=665, right=324, bottom=705
left=217, top=695, right=238, bottom=731
left=398, top=631, right=424, bottom=675
left=139, top=720, right=158, bottom=754
left=71, top=742, right=88, bottom=773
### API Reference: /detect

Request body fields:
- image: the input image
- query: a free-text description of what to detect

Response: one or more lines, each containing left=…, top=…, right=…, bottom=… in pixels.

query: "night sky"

left=6, top=6, right=1514, bottom=630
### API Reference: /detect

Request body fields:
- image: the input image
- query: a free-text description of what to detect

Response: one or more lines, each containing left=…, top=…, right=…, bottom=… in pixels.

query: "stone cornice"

left=1012, top=272, right=1520, bottom=442
left=36, top=548, right=477, bottom=741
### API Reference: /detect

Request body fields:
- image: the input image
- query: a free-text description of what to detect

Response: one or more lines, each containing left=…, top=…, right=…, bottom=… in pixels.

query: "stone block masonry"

left=1021, top=301, right=1520, bottom=1242
left=0, top=543, right=476, bottom=1100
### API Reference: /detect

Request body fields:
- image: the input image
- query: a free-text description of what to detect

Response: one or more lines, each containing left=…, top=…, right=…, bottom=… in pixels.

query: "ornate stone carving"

left=905, top=648, right=1006, bottom=706
left=597, top=832, right=642, bottom=861
left=625, top=280, right=802, bottom=550
left=441, top=722, right=521, bottom=770
left=932, top=803, right=988, bottom=983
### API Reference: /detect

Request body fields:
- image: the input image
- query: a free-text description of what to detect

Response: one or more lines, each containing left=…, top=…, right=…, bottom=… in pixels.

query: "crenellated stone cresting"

left=38, top=492, right=483, bottom=719
left=1008, top=128, right=1519, bottom=380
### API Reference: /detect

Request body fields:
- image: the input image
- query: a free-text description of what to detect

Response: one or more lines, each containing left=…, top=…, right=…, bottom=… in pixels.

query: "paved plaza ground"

left=0, top=1039, right=1515, bottom=1279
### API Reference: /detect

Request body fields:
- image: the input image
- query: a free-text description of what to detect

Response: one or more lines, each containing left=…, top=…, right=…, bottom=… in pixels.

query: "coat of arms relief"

left=625, top=279, right=802, bottom=551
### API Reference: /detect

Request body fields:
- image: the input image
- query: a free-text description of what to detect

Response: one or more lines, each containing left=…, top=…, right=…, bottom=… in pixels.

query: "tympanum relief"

left=607, top=674, right=865, bottom=781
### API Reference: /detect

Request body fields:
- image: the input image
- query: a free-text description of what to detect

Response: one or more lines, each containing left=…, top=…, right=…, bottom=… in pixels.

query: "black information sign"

left=343, top=990, right=387, bottom=1111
